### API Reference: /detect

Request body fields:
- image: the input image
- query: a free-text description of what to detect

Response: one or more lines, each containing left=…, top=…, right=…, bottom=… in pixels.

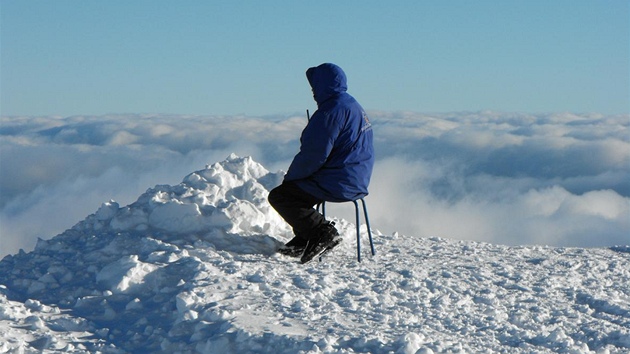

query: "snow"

left=1, top=154, right=629, bottom=353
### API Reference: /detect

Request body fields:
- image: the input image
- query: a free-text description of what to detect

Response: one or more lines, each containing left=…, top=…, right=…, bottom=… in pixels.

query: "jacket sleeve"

left=284, top=110, right=340, bottom=182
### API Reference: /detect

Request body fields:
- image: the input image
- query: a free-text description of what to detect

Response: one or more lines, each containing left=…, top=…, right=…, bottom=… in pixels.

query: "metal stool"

left=317, top=198, right=375, bottom=262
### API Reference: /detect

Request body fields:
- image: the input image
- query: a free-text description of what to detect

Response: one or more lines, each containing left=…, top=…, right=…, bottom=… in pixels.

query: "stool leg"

left=316, top=202, right=327, bottom=218
left=353, top=200, right=361, bottom=262
left=360, top=198, right=375, bottom=256
left=318, top=202, right=327, bottom=262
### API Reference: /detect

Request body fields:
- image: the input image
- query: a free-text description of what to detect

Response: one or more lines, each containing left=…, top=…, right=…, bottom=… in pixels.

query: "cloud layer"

left=1, top=111, right=628, bottom=257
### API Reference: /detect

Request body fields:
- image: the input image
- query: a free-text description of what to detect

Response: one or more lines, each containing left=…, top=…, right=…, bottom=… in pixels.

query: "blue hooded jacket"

left=284, top=63, right=374, bottom=202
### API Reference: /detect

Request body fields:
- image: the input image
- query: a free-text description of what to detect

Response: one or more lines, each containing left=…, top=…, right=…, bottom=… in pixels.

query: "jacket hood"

left=306, top=63, right=348, bottom=105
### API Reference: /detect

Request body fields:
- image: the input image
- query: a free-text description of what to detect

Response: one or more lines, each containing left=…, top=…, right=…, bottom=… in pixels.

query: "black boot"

left=278, top=235, right=308, bottom=257
left=300, top=222, right=342, bottom=264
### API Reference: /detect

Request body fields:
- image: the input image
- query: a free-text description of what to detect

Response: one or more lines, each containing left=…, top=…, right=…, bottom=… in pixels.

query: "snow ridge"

left=1, top=155, right=629, bottom=353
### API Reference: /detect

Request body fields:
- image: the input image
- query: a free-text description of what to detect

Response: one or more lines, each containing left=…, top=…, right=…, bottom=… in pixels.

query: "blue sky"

left=1, top=1, right=629, bottom=116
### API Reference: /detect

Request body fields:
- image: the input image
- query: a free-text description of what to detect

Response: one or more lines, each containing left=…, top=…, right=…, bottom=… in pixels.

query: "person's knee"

left=267, top=185, right=282, bottom=208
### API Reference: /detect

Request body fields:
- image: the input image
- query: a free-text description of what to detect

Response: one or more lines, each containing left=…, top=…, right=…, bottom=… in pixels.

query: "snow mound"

left=1, top=155, right=629, bottom=353
left=78, top=153, right=288, bottom=251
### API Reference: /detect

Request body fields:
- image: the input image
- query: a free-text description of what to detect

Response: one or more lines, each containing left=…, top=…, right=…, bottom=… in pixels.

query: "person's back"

left=284, top=63, right=374, bottom=202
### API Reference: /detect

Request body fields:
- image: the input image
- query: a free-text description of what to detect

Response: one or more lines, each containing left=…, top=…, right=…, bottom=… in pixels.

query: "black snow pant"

left=268, top=181, right=327, bottom=241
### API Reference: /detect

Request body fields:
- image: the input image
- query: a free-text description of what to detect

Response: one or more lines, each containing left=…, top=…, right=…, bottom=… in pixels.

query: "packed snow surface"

left=1, top=155, right=628, bottom=353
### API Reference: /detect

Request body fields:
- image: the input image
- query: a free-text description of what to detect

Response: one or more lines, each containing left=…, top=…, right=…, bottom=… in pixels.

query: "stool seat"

left=317, top=198, right=375, bottom=262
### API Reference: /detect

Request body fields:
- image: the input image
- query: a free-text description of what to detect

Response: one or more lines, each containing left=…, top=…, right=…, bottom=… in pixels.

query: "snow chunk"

left=396, top=332, right=424, bottom=354
left=149, top=200, right=203, bottom=233
left=96, top=255, right=158, bottom=294
left=110, top=206, right=149, bottom=231
left=95, top=200, right=119, bottom=221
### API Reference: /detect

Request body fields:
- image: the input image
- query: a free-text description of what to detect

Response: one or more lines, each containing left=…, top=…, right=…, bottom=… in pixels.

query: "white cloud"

left=0, top=111, right=628, bottom=257
left=367, top=161, right=629, bottom=248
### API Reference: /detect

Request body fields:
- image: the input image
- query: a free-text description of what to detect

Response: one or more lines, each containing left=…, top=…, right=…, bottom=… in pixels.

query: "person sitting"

left=268, top=63, right=374, bottom=264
